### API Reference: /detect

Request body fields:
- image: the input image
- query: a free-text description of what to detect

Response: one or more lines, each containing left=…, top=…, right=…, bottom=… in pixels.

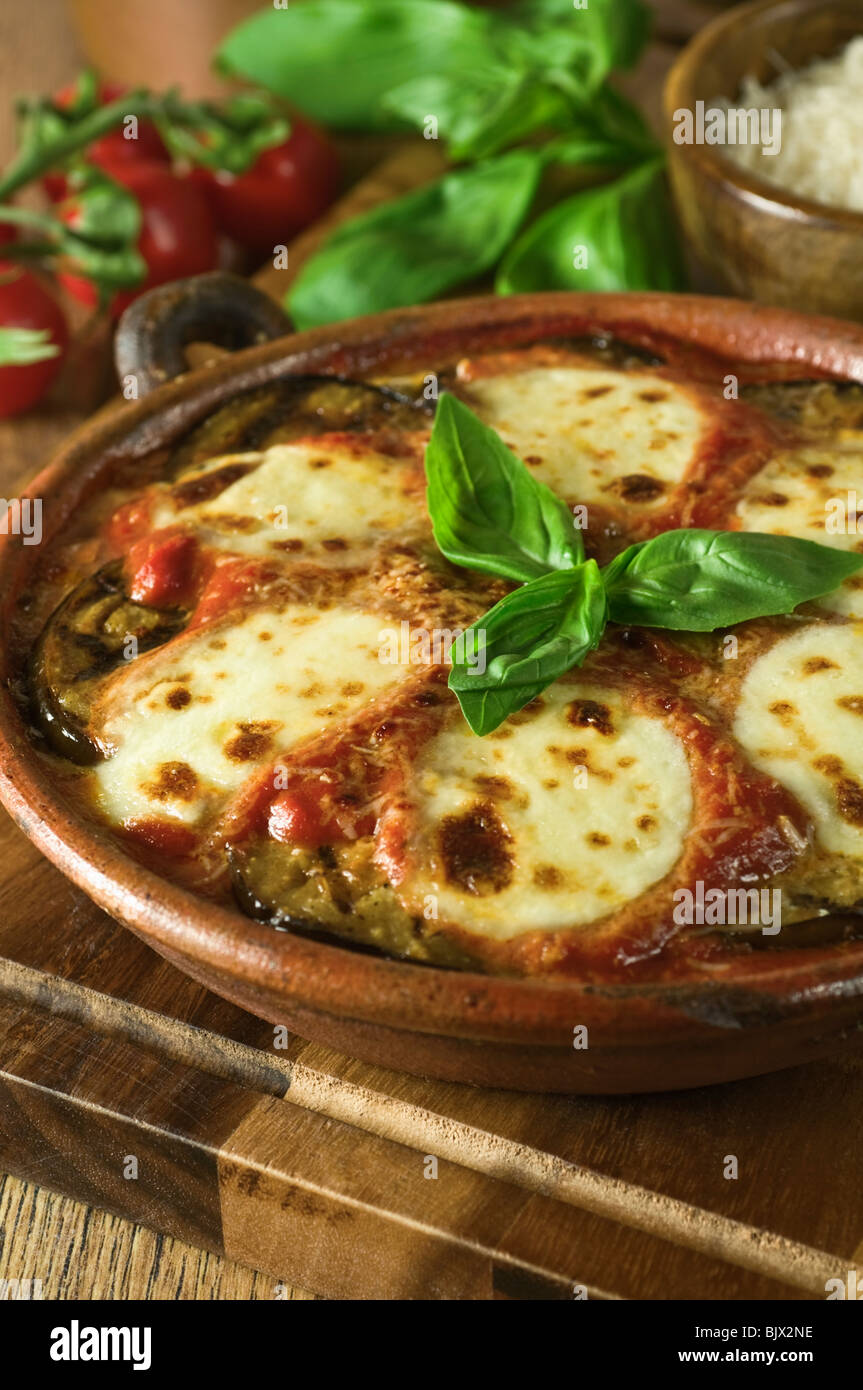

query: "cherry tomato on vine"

left=191, top=116, right=340, bottom=259
left=44, top=81, right=170, bottom=202
left=0, top=263, right=68, bottom=417
left=59, top=160, right=219, bottom=317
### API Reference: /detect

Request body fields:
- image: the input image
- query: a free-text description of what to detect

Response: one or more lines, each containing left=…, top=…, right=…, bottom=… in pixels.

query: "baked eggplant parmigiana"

left=15, top=334, right=863, bottom=980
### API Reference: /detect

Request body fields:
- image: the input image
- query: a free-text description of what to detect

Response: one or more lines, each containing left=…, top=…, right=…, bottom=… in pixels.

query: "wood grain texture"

left=0, top=1174, right=315, bottom=1300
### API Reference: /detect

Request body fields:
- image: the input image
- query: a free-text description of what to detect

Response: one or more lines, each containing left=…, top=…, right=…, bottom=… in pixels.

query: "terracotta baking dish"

left=3, top=285, right=863, bottom=1094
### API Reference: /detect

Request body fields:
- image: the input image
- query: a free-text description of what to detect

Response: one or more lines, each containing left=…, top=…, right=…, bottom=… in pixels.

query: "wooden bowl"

left=3, top=287, right=863, bottom=1094
left=664, top=0, right=863, bottom=319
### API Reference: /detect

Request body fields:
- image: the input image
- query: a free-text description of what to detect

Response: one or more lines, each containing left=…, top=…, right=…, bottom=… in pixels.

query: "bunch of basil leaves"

left=216, top=0, right=686, bottom=328
left=425, top=395, right=863, bottom=735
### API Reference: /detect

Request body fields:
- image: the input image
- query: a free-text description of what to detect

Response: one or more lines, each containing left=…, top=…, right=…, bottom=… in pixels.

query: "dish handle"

left=114, top=271, right=292, bottom=397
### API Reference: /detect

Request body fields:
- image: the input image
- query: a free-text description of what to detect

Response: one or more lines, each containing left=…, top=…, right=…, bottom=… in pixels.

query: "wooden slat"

left=0, top=1173, right=315, bottom=1300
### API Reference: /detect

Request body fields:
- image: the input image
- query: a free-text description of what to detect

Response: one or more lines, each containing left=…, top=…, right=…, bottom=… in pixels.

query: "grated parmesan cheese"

left=721, top=37, right=863, bottom=212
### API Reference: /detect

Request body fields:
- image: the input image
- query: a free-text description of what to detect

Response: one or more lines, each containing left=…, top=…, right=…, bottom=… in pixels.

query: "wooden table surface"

left=0, top=0, right=794, bottom=1303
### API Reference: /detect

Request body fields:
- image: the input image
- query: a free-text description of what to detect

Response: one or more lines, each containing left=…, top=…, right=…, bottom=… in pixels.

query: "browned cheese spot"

left=803, top=656, right=838, bottom=674
left=807, top=463, right=834, bottom=479
left=341, top=681, right=364, bottom=696
left=754, top=492, right=789, bottom=507
left=586, top=831, right=611, bottom=847
left=533, top=864, right=563, bottom=889
left=164, top=686, right=191, bottom=710
left=768, top=700, right=797, bottom=721
left=322, top=538, right=348, bottom=551
left=224, top=720, right=279, bottom=763
left=310, top=458, right=332, bottom=469
left=814, top=754, right=844, bottom=777
left=438, top=802, right=513, bottom=896
left=272, top=538, right=305, bottom=552
left=211, top=513, right=257, bottom=532
left=171, top=462, right=253, bottom=507
left=582, top=385, right=613, bottom=399
left=473, top=774, right=514, bottom=800
left=837, top=694, right=863, bottom=715
left=611, top=473, right=666, bottom=503
left=639, top=389, right=668, bottom=403
left=144, top=761, right=198, bottom=803
left=567, top=698, right=615, bottom=736
left=636, top=814, right=656, bottom=831
left=837, top=778, right=863, bottom=826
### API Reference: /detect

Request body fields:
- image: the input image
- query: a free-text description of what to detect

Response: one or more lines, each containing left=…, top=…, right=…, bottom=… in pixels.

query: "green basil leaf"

left=0, top=326, right=61, bottom=366
left=508, top=0, right=651, bottom=89
left=449, top=563, right=607, bottom=735
left=546, top=85, right=658, bottom=161
left=426, top=393, right=584, bottom=582
left=381, top=69, right=570, bottom=161
left=288, top=151, right=541, bottom=330
left=538, top=87, right=659, bottom=171
left=215, top=0, right=496, bottom=131
left=602, top=530, right=863, bottom=630
left=496, top=158, right=686, bottom=295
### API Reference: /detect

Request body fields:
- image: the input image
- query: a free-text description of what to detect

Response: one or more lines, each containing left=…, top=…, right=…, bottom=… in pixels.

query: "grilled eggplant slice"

left=229, top=839, right=475, bottom=968
left=170, top=375, right=431, bottom=476
left=31, top=561, right=187, bottom=763
left=741, top=379, right=863, bottom=432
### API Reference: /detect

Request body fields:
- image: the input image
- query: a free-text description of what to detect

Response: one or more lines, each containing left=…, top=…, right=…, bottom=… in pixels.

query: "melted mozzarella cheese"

left=734, top=622, right=863, bottom=860
left=736, top=446, right=863, bottom=617
left=152, top=440, right=424, bottom=557
left=91, top=604, right=403, bottom=826
left=458, top=367, right=704, bottom=508
left=393, top=682, right=692, bottom=938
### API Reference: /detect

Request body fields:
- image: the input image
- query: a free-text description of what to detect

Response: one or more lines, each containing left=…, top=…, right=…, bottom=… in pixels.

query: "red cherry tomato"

left=193, top=116, right=340, bottom=259
left=59, top=160, right=219, bottom=317
left=44, top=80, right=169, bottom=203
left=0, top=263, right=68, bottom=418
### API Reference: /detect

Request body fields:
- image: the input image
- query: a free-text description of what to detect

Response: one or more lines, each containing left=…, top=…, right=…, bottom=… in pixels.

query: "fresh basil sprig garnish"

left=425, top=393, right=584, bottom=581
left=425, top=394, right=863, bottom=735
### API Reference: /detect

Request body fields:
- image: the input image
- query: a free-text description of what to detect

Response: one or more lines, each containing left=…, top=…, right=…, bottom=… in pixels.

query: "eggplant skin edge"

left=29, top=561, right=187, bottom=766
